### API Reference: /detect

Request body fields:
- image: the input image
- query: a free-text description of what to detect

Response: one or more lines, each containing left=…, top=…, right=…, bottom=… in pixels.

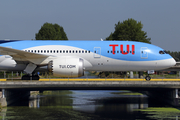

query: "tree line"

left=35, top=18, right=151, bottom=43
left=167, top=51, right=180, bottom=62
left=35, top=23, right=68, bottom=40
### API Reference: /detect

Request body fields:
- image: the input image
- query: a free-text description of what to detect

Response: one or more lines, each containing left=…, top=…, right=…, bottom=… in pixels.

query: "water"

left=0, top=90, right=180, bottom=120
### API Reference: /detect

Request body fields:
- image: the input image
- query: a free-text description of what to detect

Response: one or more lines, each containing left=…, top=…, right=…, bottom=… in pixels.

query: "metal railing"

left=1, top=71, right=180, bottom=81
left=1, top=78, right=180, bottom=82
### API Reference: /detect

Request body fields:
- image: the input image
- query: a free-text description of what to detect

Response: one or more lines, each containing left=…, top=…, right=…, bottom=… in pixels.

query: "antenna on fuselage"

left=101, top=38, right=103, bottom=41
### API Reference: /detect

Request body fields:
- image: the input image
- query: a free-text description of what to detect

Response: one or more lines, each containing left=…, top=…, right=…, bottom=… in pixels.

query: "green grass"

left=137, top=107, right=180, bottom=119
left=111, top=91, right=143, bottom=95
left=151, top=74, right=179, bottom=79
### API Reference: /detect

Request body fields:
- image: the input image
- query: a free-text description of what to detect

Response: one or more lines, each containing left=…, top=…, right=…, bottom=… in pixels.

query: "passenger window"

left=72, top=50, right=74, bottom=53
left=107, top=51, right=109, bottom=53
left=63, top=50, right=65, bottom=53
left=76, top=50, right=78, bottom=53
left=54, top=50, right=55, bottom=53
left=85, top=50, right=87, bottom=53
left=31, top=50, right=33, bottom=53
left=44, top=50, right=46, bottom=53
left=41, top=50, right=43, bottom=53
left=47, top=50, right=49, bottom=53
left=38, top=50, right=39, bottom=53
left=88, top=50, right=90, bottom=53
left=69, top=50, right=71, bottom=53
left=117, top=51, right=119, bottom=53
left=57, top=50, right=58, bottom=53
left=94, top=51, right=96, bottom=53
left=79, top=50, right=81, bottom=53
left=60, top=50, right=62, bottom=53
left=82, top=51, right=84, bottom=53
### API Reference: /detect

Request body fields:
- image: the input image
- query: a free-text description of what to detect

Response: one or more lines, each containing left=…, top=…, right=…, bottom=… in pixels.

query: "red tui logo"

left=109, top=44, right=135, bottom=55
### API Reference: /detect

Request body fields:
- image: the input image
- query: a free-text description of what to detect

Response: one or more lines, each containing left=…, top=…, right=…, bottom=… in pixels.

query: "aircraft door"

left=141, top=47, right=148, bottom=59
left=94, top=47, right=101, bottom=58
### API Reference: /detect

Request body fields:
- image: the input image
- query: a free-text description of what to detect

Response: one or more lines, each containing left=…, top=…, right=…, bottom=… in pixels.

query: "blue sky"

left=0, top=0, right=180, bottom=51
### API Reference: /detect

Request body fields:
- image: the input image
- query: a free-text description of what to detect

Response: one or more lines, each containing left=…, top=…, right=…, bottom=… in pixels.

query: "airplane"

left=0, top=40, right=176, bottom=81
